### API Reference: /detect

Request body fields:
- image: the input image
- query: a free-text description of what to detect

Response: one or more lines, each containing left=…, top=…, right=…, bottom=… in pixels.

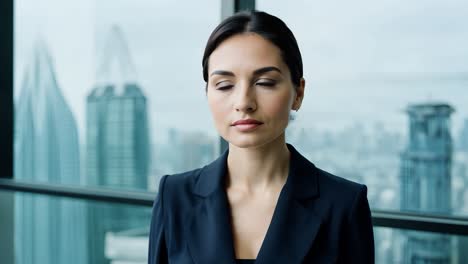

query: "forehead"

left=208, top=33, right=286, bottom=74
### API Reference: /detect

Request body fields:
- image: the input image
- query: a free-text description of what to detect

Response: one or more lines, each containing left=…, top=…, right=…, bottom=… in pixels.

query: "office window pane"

left=14, top=0, right=221, bottom=192
left=374, top=227, right=468, bottom=263
left=0, top=191, right=152, bottom=264
left=257, top=1, right=468, bottom=216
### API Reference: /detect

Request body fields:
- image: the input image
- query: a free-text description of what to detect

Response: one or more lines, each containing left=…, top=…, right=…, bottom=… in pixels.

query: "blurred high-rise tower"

left=458, top=118, right=468, bottom=152
left=14, top=39, right=87, bottom=264
left=86, top=25, right=150, bottom=264
left=400, top=103, right=454, bottom=263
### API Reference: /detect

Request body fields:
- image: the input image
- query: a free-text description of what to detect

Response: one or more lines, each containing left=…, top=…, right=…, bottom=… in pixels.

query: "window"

left=375, top=226, right=468, bottom=263
left=3, top=1, right=468, bottom=263
left=1, top=191, right=151, bottom=264
left=257, top=2, right=468, bottom=261
left=14, top=0, right=222, bottom=192
left=258, top=0, right=468, bottom=217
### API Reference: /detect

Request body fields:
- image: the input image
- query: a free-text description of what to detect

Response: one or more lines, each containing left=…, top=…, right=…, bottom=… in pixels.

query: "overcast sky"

left=14, top=0, right=468, bottom=146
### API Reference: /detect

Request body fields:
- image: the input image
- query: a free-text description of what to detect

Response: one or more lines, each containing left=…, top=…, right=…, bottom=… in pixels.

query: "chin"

left=229, top=141, right=261, bottom=149
left=224, top=134, right=279, bottom=149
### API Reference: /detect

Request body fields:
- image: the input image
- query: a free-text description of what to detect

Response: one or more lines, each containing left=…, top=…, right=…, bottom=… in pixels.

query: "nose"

left=234, top=81, right=257, bottom=113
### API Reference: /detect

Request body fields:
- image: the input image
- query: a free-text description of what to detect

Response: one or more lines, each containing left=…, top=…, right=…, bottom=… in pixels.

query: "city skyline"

left=14, top=0, right=468, bottom=148
left=11, top=35, right=468, bottom=195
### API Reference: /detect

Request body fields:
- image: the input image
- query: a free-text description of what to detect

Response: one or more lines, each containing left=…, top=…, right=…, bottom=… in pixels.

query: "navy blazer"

left=148, top=144, right=374, bottom=263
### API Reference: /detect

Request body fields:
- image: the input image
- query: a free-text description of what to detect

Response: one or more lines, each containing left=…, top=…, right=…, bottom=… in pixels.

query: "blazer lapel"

left=187, top=144, right=323, bottom=263
left=187, top=149, right=236, bottom=264
left=256, top=144, right=323, bottom=263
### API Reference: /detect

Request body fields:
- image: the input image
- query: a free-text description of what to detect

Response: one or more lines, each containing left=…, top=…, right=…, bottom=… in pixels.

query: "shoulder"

left=315, top=166, right=366, bottom=200
left=156, top=149, right=228, bottom=202
left=294, top=154, right=374, bottom=260
left=158, top=167, right=203, bottom=198
left=311, top=164, right=369, bottom=220
left=289, top=143, right=366, bottom=206
left=153, top=167, right=205, bottom=229
left=288, top=143, right=366, bottom=203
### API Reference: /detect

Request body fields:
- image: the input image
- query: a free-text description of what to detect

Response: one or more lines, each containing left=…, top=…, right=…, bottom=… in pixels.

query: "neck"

left=226, top=134, right=290, bottom=194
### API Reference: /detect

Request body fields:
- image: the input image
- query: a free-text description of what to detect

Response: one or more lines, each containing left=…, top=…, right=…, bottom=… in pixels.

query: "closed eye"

left=256, top=81, right=276, bottom=87
left=217, top=85, right=233, bottom=90
left=215, top=80, right=234, bottom=90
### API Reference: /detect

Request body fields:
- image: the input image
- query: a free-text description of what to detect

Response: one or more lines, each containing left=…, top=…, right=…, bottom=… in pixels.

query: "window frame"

left=0, top=0, right=13, bottom=180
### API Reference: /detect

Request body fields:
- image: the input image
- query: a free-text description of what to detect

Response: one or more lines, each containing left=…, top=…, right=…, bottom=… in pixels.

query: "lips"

left=232, top=119, right=263, bottom=126
left=231, top=119, right=263, bottom=132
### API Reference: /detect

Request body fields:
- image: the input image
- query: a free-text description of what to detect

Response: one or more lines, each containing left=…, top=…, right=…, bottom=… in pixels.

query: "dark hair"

left=202, top=11, right=303, bottom=88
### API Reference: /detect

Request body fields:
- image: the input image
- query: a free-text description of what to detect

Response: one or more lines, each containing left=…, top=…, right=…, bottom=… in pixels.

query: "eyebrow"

left=253, top=66, right=282, bottom=76
left=210, top=66, right=282, bottom=77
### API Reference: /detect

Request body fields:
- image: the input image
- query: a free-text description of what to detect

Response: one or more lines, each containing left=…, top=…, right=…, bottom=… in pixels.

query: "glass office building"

left=400, top=104, right=454, bottom=263
left=86, top=83, right=150, bottom=263
left=85, top=26, right=150, bottom=263
left=13, top=40, right=87, bottom=264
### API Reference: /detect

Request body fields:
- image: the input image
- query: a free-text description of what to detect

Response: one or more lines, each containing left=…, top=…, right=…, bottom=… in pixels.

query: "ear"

left=292, top=78, right=305, bottom=110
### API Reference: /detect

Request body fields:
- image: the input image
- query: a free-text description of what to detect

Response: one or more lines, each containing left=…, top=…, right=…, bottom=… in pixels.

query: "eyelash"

left=216, top=81, right=276, bottom=91
left=256, top=81, right=275, bottom=87
left=217, top=85, right=233, bottom=90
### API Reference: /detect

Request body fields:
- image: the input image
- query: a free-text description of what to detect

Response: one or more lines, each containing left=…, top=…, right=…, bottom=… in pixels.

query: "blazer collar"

left=192, top=143, right=319, bottom=200
left=188, top=144, right=323, bottom=263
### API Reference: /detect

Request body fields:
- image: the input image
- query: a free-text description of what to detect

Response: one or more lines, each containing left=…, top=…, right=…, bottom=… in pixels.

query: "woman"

left=148, top=11, right=374, bottom=264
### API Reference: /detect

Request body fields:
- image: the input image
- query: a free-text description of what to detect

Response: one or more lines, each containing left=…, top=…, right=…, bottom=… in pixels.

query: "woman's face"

left=206, top=33, right=304, bottom=149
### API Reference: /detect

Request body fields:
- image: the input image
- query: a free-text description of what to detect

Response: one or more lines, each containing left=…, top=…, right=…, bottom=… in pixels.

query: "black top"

left=236, top=260, right=255, bottom=264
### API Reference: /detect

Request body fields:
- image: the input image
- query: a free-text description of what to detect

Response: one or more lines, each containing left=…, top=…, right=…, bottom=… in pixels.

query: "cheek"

left=263, top=92, right=293, bottom=121
left=207, top=94, right=229, bottom=123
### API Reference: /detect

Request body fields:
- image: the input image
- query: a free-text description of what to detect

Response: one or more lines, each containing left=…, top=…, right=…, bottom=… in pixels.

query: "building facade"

left=86, top=83, right=150, bottom=264
left=14, top=40, right=87, bottom=264
left=400, top=103, right=454, bottom=263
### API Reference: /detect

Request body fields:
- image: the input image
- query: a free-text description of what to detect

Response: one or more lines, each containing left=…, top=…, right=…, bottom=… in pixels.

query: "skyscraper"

left=86, top=84, right=149, bottom=189
left=86, top=26, right=150, bottom=264
left=458, top=118, right=468, bottom=152
left=14, top=39, right=87, bottom=264
left=400, top=103, right=454, bottom=263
